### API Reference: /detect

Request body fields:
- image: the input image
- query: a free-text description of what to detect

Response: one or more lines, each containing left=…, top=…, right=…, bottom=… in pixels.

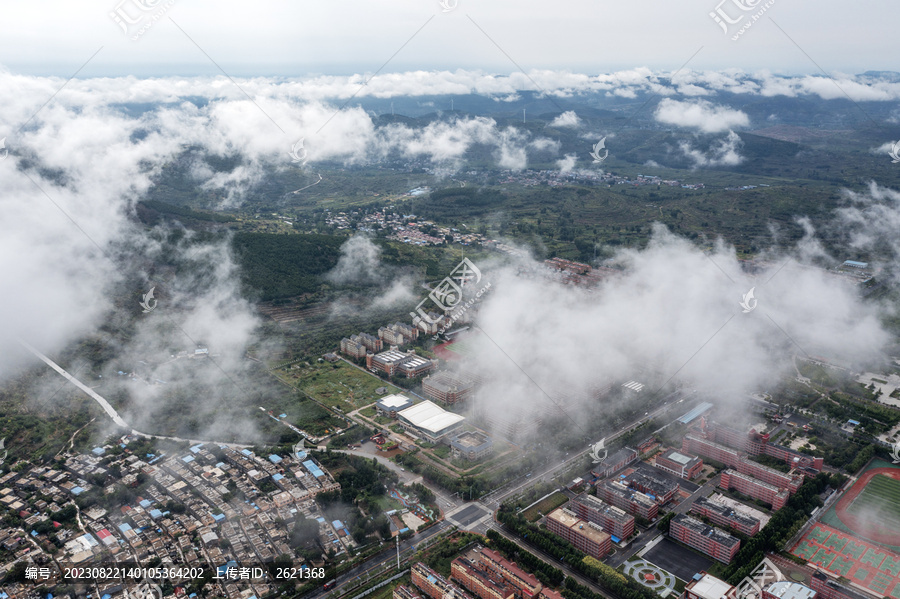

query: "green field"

left=847, top=474, right=900, bottom=531
left=273, top=361, right=402, bottom=410
left=522, top=491, right=569, bottom=522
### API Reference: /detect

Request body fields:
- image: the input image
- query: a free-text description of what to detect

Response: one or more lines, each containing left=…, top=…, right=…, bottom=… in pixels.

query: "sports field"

left=791, top=523, right=900, bottom=599
left=845, top=473, right=900, bottom=530
left=819, top=459, right=900, bottom=551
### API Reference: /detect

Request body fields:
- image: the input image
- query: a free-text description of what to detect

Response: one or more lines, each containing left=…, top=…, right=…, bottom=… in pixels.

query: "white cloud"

left=655, top=99, right=750, bottom=133
left=679, top=131, right=744, bottom=167
left=549, top=111, right=582, bottom=128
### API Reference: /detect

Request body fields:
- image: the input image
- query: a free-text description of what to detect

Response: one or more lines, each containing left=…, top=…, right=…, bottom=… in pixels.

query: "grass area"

left=847, top=474, right=900, bottom=530
left=522, top=491, right=570, bottom=522
left=273, top=361, right=401, bottom=410
left=432, top=445, right=451, bottom=459
left=365, top=575, right=410, bottom=599
left=360, top=406, right=377, bottom=418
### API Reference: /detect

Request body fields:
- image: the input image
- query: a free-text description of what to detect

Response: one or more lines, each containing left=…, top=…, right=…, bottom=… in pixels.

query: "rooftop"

left=672, top=514, right=740, bottom=548
left=765, top=582, right=816, bottom=599
left=377, top=394, right=414, bottom=410
left=687, top=573, right=734, bottom=599
left=399, top=400, right=465, bottom=434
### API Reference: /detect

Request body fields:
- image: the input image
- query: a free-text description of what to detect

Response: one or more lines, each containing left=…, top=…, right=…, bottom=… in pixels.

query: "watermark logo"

left=411, top=258, right=492, bottom=337
left=0, top=137, right=7, bottom=161
left=589, top=438, right=607, bottom=463
left=710, top=0, right=775, bottom=40
left=891, top=439, right=900, bottom=464
left=412, top=258, right=482, bottom=324
left=139, top=287, right=157, bottom=313
left=289, top=138, right=308, bottom=164
left=734, top=558, right=784, bottom=599
left=590, top=137, right=608, bottom=163
left=439, top=0, right=458, bottom=12
left=740, top=287, right=757, bottom=313
left=110, top=0, right=177, bottom=41
left=889, top=141, right=900, bottom=164
left=125, top=582, right=162, bottom=599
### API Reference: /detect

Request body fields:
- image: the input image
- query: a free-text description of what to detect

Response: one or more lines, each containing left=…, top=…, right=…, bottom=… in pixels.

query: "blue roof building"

left=269, top=455, right=283, bottom=464
left=92, top=447, right=105, bottom=456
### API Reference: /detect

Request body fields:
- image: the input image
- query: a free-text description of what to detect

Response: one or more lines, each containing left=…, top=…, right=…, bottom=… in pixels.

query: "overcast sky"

left=0, top=0, right=895, bottom=78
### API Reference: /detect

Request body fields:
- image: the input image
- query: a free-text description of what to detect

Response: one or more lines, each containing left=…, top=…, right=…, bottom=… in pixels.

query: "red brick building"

left=545, top=508, right=611, bottom=559
left=719, top=470, right=788, bottom=510
left=670, top=514, right=740, bottom=564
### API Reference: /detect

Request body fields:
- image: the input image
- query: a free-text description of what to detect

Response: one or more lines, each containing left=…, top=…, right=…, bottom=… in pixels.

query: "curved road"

left=19, top=339, right=251, bottom=448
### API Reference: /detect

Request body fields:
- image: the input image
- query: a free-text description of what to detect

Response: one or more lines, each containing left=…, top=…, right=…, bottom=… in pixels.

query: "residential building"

left=379, top=322, right=419, bottom=346
left=598, top=480, right=659, bottom=520
left=545, top=508, right=611, bottom=559
left=591, top=447, right=639, bottom=478
left=477, top=548, right=541, bottom=598
left=340, top=337, right=368, bottom=360
left=423, top=371, right=475, bottom=405
left=670, top=514, right=740, bottom=564
left=412, top=562, right=471, bottom=599
left=451, top=557, right=516, bottom=599
left=719, top=470, right=788, bottom=510
left=656, top=448, right=704, bottom=480
left=624, top=469, right=679, bottom=505
left=569, top=493, right=635, bottom=540
left=690, top=497, right=760, bottom=536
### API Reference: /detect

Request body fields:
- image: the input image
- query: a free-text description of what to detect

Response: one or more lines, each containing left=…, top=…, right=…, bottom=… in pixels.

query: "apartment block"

left=451, top=557, right=516, bottom=599
left=597, top=480, right=659, bottom=520
left=569, top=493, right=635, bottom=539
left=477, top=548, right=541, bottom=598
left=656, top=448, right=704, bottom=480
left=719, top=470, right=788, bottom=510
left=690, top=497, right=760, bottom=536
left=670, top=514, right=740, bottom=564
left=545, top=508, right=611, bottom=559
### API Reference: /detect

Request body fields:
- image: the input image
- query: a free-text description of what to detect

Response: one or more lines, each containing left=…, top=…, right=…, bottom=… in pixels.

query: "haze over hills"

left=2, top=2, right=900, bottom=597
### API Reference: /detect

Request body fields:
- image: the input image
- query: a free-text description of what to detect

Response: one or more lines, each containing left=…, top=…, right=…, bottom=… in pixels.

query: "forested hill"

left=232, top=233, right=345, bottom=301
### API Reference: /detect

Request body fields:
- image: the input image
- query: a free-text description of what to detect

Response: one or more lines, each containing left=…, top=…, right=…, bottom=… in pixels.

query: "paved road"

left=19, top=339, right=252, bottom=448
left=485, top=521, right=615, bottom=599
left=310, top=520, right=453, bottom=599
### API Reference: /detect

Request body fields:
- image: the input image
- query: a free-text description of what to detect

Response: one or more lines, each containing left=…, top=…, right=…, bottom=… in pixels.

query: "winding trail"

left=291, top=173, right=323, bottom=193
left=18, top=340, right=251, bottom=449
